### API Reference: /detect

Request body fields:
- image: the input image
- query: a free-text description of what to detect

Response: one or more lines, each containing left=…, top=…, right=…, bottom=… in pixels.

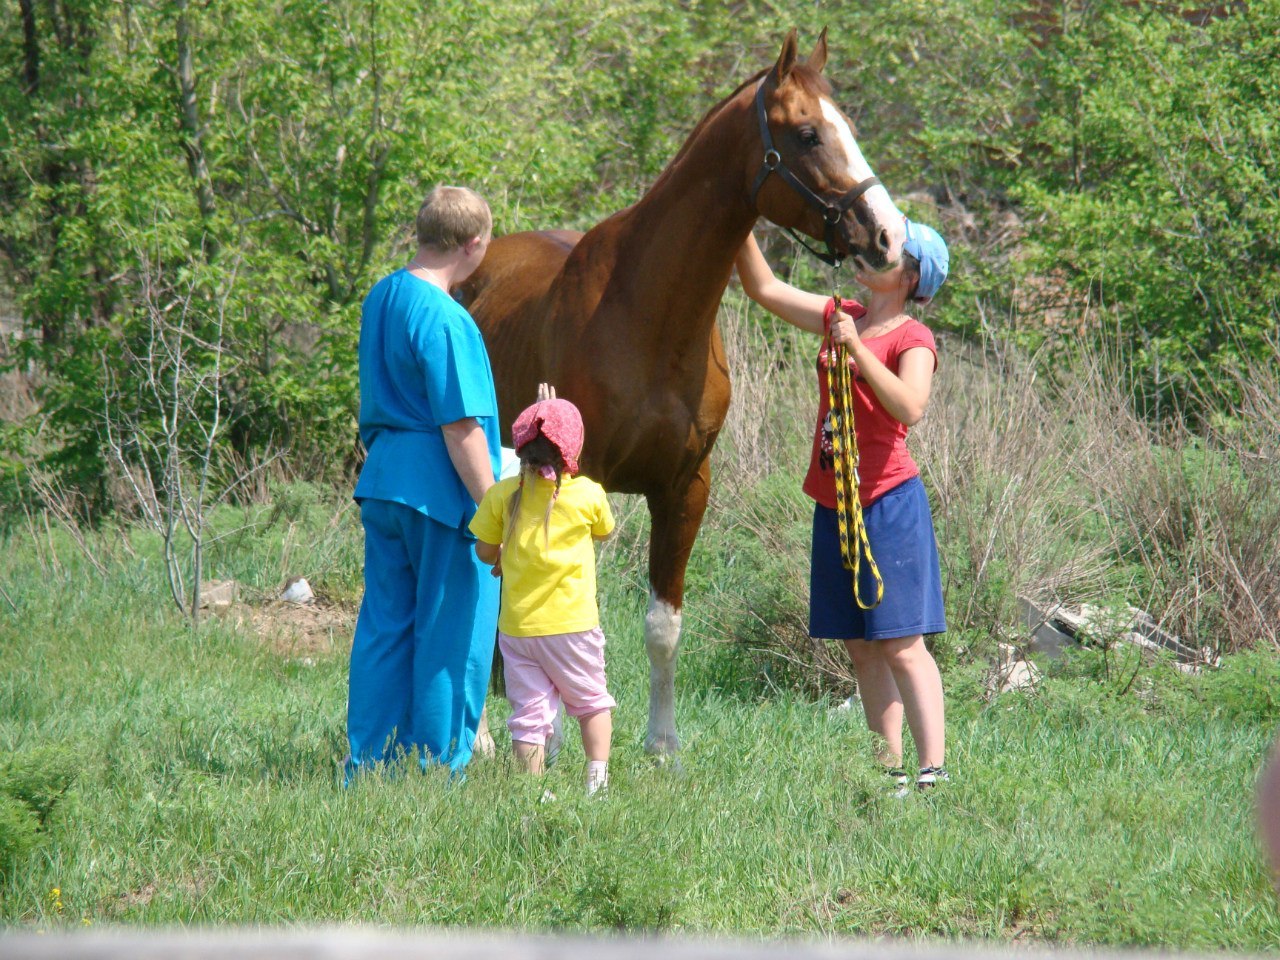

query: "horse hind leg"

left=644, top=464, right=711, bottom=758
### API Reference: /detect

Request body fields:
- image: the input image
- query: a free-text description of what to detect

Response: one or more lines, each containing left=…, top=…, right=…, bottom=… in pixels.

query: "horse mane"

left=643, top=62, right=833, bottom=198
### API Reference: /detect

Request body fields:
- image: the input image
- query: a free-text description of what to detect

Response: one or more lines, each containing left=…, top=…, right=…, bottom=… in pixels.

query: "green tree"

left=3, top=1, right=1276, bottom=510
left=1018, top=1, right=1280, bottom=418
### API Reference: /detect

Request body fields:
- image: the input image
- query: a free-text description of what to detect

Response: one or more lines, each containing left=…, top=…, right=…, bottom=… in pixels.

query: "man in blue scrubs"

left=346, top=185, right=501, bottom=777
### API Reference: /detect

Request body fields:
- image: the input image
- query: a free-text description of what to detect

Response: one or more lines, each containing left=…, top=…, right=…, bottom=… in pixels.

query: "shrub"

left=0, top=795, right=39, bottom=877
left=0, top=746, right=77, bottom=879
left=1, top=746, right=78, bottom=826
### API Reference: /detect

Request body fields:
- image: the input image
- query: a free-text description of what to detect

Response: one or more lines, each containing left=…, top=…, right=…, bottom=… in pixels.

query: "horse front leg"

left=644, top=461, right=711, bottom=757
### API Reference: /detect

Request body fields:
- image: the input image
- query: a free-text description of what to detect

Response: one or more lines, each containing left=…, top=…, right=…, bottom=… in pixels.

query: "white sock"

left=586, top=760, right=609, bottom=795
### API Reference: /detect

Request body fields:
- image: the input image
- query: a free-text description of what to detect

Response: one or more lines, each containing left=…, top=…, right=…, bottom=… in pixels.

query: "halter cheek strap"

left=749, top=79, right=881, bottom=268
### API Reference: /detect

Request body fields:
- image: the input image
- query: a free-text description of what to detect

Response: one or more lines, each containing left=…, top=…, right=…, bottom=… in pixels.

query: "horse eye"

left=798, top=127, right=821, bottom=147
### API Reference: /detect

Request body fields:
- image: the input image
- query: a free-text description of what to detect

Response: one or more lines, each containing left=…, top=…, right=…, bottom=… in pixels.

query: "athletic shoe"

left=916, top=766, right=950, bottom=792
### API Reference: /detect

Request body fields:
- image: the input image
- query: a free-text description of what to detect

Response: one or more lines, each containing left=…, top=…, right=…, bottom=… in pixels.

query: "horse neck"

left=609, top=94, right=758, bottom=334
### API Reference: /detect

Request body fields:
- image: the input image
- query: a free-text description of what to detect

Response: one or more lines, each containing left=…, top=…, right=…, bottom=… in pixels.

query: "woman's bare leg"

left=880, top=634, right=945, bottom=769
left=844, top=639, right=904, bottom=767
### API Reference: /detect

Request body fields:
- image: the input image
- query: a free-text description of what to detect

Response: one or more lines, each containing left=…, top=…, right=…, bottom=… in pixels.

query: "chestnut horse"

left=457, top=30, right=904, bottom=758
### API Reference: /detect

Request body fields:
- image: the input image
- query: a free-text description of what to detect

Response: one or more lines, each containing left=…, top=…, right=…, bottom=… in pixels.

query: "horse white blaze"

left=819, top=98, right=905, bottom=261
left=644, top=592, right=682, bottom=754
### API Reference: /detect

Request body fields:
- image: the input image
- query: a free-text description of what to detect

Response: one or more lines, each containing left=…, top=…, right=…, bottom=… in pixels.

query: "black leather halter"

left=749, top=79, right=882, bottom=268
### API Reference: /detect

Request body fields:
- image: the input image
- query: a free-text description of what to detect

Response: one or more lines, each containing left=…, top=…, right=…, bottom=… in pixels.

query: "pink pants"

left=500, top=627, right=615, bottom=746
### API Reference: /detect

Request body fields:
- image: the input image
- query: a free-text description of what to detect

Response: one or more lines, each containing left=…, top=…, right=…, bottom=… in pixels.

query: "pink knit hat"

left=511, top=398, right=584, bottom=476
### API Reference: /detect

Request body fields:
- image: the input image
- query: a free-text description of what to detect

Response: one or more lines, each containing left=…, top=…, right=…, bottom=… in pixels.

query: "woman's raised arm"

left=734, top=233, right=832, bottom=336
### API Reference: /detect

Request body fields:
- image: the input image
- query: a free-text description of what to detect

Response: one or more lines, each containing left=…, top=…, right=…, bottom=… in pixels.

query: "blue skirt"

left=809, top=475, right=947, bottom=641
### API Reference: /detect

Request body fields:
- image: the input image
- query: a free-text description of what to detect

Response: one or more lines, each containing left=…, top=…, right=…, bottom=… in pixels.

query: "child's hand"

left=474, top=540, right=502, bottom=571
left=536, top=382, right=557, bottom=401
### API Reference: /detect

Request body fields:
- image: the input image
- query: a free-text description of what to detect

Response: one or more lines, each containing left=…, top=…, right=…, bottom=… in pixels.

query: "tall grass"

left=0, top=296, right=1278, bottom=944
left=707, top=292, right=1280, bottom=684
left=922, top=329, right=1280, bottom=657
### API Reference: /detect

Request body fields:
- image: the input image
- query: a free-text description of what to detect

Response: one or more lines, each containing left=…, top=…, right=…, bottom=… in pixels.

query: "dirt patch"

left=115, top=881, right=158, bottom=911
left=200, top=579, right=355, bottom=659
left=242, top=598, right=355, bottom=659
left=111, top=872, right=213, bottom=916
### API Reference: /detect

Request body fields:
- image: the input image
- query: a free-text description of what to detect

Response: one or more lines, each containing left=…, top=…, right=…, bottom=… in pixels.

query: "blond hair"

left=415, top=185, right=492, bottom=251
left=503, top=435, right=565, bottom=549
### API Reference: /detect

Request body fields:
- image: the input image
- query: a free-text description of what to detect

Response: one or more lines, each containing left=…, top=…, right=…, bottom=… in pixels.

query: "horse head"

left=748, top=29, right=905, bottom=272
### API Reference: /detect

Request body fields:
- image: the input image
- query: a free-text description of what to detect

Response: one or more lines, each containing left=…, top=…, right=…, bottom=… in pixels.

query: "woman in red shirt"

left=735, top=219, right=950, bottom=795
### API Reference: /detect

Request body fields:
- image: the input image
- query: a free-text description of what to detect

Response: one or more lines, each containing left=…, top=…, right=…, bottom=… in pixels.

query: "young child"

left=734, top=218, right=951, bottom=795
left=469, top=394, right=617, bottom=796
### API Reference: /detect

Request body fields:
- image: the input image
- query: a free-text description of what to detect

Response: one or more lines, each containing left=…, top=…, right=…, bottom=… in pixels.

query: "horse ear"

left=773, top=28, right=799, bottom=85
left=807, top=27, right=829, bottom=74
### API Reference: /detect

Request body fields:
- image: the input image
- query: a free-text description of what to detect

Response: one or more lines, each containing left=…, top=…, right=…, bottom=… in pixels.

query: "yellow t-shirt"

left=469, top=474, right=615, bottom=637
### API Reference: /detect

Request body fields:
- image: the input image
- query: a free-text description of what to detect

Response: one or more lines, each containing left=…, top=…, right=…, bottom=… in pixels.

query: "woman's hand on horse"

left=537, top=382, right=557, bottom=401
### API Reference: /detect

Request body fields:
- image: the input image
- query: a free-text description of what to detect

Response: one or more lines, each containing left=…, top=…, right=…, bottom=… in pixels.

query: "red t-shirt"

left=802, top=298, right=938, bottom=509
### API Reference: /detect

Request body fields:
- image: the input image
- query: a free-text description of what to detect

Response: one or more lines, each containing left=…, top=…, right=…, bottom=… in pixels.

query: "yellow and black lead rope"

left=826, top=293, right=884, bottom=610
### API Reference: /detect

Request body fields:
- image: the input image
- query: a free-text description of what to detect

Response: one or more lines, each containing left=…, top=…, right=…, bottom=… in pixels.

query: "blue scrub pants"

left=346, top=498, right=499, bottom=777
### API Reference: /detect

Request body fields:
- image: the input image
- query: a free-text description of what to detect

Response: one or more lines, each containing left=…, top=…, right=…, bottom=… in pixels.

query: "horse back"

left=454, top=230, right=583, bottom=434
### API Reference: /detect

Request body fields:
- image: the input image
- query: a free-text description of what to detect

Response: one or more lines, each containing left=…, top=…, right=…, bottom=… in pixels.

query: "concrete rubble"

left=1018, top=596, right=1219, bottom=672
left=197, top=578, right=240, bottom=616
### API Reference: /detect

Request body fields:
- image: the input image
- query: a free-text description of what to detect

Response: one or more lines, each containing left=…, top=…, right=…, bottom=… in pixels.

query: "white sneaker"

left=586, top=761, right=609, bottom=797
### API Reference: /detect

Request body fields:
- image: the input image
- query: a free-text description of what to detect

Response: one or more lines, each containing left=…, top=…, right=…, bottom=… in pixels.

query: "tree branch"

left=18, top=0, right=39, bottom=95
left=174, top=0, right=219, bottom=245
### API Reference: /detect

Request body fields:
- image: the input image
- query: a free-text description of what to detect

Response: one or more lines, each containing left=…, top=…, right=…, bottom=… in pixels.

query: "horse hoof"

left=647, top=753, right=685, bottom=776
left=546, top=731, right=563, bottom=768
left=546, top=708, right=565, bottom=768
left=644, top=735, right=684, bottom=775
left=644, top=733, right=681, bottom=756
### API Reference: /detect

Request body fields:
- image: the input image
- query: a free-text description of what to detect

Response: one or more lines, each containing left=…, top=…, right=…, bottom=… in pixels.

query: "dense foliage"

left=1, top=0, right=1276, bottom=507
left=1020, top=3, right=1280, bottom=418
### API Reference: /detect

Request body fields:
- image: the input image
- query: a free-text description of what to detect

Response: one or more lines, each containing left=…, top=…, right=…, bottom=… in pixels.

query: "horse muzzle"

left=835, top=207, right=900, bottom=273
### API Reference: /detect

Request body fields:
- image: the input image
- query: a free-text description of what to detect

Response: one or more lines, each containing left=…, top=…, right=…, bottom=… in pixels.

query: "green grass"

left=1, top=483, right=1278, bottom=947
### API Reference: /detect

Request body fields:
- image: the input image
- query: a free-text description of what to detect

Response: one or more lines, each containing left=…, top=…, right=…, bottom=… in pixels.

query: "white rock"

left=281, top=577, right=315, bottom=604
left=1000, top=658, right=1041, bottom=692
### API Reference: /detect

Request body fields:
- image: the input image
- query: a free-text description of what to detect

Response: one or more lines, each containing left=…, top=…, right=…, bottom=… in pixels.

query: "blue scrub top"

left=354, top=269, right=501, bottom=530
